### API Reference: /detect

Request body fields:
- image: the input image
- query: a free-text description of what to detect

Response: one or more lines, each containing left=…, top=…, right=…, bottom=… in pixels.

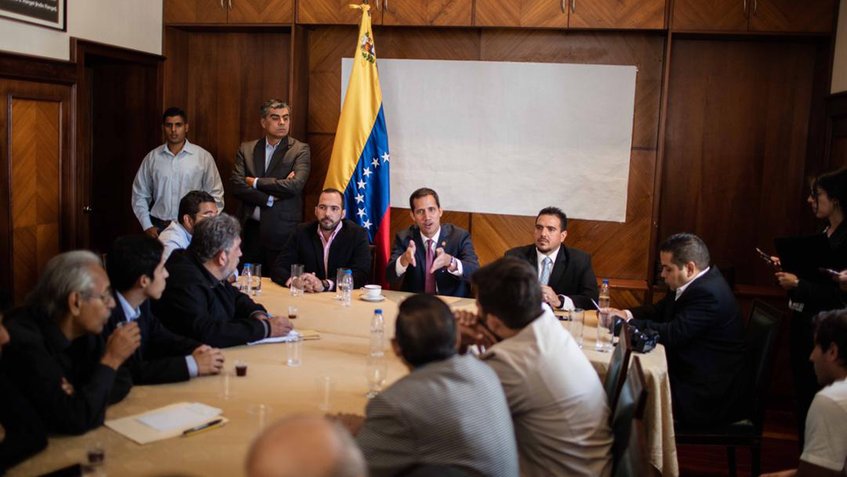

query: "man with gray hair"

left=246, top=415, right=366, bottom=477
left=231, top=99, right=311, bottom=270
left=1, top=251, right=140, bottom=434
left=606, top=232, right=747, bottom=428
left=154, top=213, right=293, bottom=347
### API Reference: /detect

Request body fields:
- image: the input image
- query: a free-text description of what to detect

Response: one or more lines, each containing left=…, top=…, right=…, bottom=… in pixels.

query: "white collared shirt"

left=674, top=266, right=710, bottom=300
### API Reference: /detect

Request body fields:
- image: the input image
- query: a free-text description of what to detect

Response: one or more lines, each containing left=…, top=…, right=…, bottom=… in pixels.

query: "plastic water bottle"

left=369, top=309, right=385, bottom=356
left=241, top=263, right=253, bottom=293
left=340, top=270, right=353, bottom=307
left=599, top=279, right=611, bottom=309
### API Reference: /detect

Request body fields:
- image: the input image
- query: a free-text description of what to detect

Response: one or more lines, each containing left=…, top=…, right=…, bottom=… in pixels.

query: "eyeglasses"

left=84, top=288, right=114, bottom=304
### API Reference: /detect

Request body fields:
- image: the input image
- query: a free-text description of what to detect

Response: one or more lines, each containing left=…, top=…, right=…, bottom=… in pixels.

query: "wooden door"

left=383, top=0, right=472, bottom=26
left=671, top=0, right=748, bottom=31
left=228, top=0, right=293, bottom=23
left=164, top=0, right=227, bottom=24
left=0, top=79, right=72, bottom=305
left=569, top=0, right=666, bottom=29
left=298, top=0, right=379, bottom=24
left=749, top=0, right=836, bottom=33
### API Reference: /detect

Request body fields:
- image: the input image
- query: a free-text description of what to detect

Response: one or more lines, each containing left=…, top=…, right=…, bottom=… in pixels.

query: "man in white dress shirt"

left=131, top=107, right=224, bottom=237
left=457, top=257, right=612, bottom=477
left=158, top=190, right=219, bottom=260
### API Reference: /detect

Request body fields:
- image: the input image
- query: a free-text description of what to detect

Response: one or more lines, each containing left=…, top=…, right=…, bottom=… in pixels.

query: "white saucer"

left=360, top=294, right=386, bottom=302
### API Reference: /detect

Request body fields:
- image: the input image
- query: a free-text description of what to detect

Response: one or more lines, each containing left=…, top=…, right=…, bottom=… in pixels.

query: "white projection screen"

left=342, top=58, right=637, bottom=222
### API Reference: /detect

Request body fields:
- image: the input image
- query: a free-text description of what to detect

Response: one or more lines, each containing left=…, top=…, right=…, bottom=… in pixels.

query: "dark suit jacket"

left=0, top=369, right=47, bottom=473
left=153, top=250, right=270, bottom=348
left=630, top=267, right=746, bottom=428
left=103, top=296, right=201, bottom=385
left=271, top=219, right=371, bottom=289
left=386, top=224, right=480, bottom=298
left=505, top=244, right=599, bottom=310
left=230, top=136, right=311, bottom=249
left=1, top=306, right=132, bottom=435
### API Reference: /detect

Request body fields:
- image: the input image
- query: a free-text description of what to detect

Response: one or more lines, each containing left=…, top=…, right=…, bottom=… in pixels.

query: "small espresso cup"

left=363, top=284, right=382, bottom=299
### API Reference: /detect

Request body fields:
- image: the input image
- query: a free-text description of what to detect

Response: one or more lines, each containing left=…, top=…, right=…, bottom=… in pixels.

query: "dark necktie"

left=425, top=239, right=436, bottom=294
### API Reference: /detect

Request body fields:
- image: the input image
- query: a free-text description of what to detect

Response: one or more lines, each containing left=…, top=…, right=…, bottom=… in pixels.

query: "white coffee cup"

left=363, top=284, right=382, bottom=298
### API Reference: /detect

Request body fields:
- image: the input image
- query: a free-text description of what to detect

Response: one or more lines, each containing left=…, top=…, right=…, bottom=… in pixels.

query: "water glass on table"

left=290, top=264, right=305, bottom=296
left=595, top=309, right=613, bottom=352
left=286, top=338, right=302, bottom=367
left=335, top=268, right=351, bottom=300
left=570, top=308, right=584, bottom=349
left=251, top=264, right=262, bottom=295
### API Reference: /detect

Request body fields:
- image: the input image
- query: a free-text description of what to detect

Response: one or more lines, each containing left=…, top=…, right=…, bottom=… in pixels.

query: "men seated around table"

left=0, top=309, right=47, bottom=473
left=763, top=309, right=847, bottom=477
left=103, top=235, right=224, bottom=384
left=457, top=257, right=612, bottom=477
left=158, top=190, right=219, bottom=260
left=271, top=188, right=370, bottom=292
left=605, top=232, right=746, bottom=429
left=387, top=188, right=480, bottom=297
left=505, top=206, right=599, bottom=310
left=353, top=294, right=519, bottom=477
left=153, top=213, right=293, bottom=348
left=1, top=251, right=139, bottom=435
left=246, top=415, right=366, bottom=477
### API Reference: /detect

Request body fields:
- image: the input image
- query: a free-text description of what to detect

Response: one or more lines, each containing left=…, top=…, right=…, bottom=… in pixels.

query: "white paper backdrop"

left=342, top=58, right=637, bottom=222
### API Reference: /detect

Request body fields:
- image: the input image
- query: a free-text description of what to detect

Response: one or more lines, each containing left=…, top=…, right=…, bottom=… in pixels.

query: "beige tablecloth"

left=8, top=280, right=678, bottom=476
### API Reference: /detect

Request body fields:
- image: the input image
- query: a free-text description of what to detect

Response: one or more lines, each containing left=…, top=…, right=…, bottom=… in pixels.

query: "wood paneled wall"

left=307, top=27, right=665, bottom=292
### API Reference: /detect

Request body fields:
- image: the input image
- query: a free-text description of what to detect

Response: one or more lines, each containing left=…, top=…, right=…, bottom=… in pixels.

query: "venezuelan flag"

left=324, top=2, right=390, bottom=286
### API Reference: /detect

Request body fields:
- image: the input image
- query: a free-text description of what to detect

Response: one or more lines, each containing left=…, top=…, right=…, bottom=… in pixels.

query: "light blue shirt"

left=115, top=292, right=198, bottom=378
left=250, top=138, right=281, bottom=220
left=158, top=221, right=192, bottom=261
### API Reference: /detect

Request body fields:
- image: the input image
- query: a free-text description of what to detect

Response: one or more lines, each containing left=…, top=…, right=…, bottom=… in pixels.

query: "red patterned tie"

left=425, top=239, right=436, bottom=294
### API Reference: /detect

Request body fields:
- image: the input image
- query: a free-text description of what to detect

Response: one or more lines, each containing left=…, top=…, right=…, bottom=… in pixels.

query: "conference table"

left=8, top=280, right=678, bottom=477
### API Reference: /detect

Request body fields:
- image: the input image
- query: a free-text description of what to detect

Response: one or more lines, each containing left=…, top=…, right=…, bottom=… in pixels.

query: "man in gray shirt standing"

left=132, top=107, right=224, bottom=237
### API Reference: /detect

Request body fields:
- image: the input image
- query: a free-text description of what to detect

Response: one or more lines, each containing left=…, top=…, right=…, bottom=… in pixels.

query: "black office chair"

left=675, top=299, right=784, bottom=477
left=611, top=356, right=648, bottom=475
left=604, top=321, right=633, bottom=419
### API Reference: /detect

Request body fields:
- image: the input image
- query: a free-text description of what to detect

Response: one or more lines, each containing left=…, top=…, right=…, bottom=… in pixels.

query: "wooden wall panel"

left=10, top=99, right=61, bottom=304
left=228, top=0, right=293, bottom=23
left=661, top=38, right=822, bottom=287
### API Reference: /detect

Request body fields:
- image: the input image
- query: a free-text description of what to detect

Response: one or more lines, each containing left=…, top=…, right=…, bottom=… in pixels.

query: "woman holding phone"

left=775, top=167, right=847, bottom=444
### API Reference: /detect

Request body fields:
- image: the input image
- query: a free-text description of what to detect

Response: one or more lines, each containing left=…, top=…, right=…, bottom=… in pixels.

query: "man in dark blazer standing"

left=231, top=99, right=311, bottom=270
left=386, top=188, right=480, bottom=298
left=103, top=234, right=224, bottom=384
left=505, top=206, right=598, bottom=310
left=271, top=188, right=371, bottom=291
left=607, top=233, right=746, bottom=429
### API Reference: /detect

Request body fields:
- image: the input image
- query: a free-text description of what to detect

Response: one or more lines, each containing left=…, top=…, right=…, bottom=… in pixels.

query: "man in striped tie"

left=505, top=206, right=598, bottom=311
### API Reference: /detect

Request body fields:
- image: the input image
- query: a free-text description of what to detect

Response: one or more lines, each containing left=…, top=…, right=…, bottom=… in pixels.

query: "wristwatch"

left=321, top=279, right=331, bottom=292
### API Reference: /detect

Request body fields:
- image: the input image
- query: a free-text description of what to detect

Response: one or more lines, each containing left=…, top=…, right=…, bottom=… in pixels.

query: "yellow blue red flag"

left=324, top=3, right=390, bottom=286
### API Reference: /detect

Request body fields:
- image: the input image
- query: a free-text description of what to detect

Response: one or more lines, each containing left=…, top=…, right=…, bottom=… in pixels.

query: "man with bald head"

left=246, top=415, right=366, bottom=477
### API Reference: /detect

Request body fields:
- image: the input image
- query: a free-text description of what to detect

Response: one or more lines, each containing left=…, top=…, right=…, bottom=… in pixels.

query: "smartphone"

left=755, top=247, right=782, bottom=271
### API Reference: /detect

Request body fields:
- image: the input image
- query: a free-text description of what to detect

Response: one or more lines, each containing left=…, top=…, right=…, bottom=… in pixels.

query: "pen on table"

left=182, top=418, right=225, bottom=437
left=590, top=298, right=602, bottom=311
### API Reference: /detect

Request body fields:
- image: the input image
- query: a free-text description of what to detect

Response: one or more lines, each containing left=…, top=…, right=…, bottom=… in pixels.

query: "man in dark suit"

left=271, top=188, right=371, bottom=291
left=505, top=206, right=598, bottom=310
left=231, top=99, right=311, bottom=270
left=103, top=235, right=224, bottom=384
left=353, top=294, right=519, bottom=477
left=154, top=214, right=293, bottom=348
left=608, top=233, right=746, bottom=428
left=386, top=188, right=480, bottom=298
left=2, top=251, right=139, bottom=435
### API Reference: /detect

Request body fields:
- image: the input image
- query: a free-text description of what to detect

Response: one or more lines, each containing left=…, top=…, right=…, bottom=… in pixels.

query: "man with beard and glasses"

left=271, top=188, right=370, bottom=292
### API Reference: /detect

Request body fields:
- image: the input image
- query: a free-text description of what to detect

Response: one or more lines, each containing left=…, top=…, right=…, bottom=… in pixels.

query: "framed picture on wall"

left=0, top=0, right=65, bottom=31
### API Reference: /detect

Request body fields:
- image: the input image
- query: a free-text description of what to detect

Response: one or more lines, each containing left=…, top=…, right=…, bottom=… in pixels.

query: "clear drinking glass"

left=286, top=338, right=302, bottom=367
left=571, top=308, right=584, bottom=349
left=365, top=355, right=388, bottom=398
left=290, top=264, right=305, bottom=296
left=595, top=309, right=613, bottom=352
left=335, top=268, right=351, bottom=300
left=252, top=264, right=262, bottom=295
